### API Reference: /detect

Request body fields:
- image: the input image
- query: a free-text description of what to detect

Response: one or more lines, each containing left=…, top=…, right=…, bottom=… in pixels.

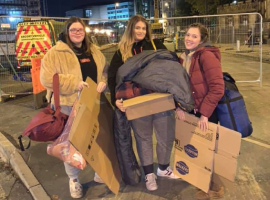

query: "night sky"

left=47, top=0, right=131, bottom=17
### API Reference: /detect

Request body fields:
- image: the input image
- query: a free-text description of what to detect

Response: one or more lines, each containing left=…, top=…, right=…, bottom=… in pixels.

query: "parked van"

left=15, top=20, right=64, bottom=69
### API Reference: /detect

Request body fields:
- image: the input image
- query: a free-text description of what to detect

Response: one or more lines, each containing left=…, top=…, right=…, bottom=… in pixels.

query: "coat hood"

left=194, top=45, right=221, bottom=62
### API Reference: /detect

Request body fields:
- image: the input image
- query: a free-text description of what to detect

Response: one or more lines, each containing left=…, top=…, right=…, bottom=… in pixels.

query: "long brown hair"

left=188, top=23, right=209, bottom=43
left=63, top=17, right=92, bottom=55
left=118, top=15, right=152, bottom=62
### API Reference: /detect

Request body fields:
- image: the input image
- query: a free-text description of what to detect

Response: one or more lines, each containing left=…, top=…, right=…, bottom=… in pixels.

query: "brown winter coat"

left=180, top=46, right=224, bottom=118
left=40, top=41, right=108, bottom=107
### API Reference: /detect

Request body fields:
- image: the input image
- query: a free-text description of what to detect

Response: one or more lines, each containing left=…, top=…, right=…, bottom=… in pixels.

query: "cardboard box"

left=173, top=154, right=212, bottom=193
left=174, top=114, right=217, bottom=192
left=123, top=93, right=175, bottom=120
left=174, top=114, right=242, bottom=191
left=69, top=77, right=122, bottom=194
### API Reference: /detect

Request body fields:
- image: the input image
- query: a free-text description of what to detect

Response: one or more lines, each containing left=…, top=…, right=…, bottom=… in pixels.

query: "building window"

left=240, top=15, right=248, bottom=26
left=226, top=16, right=234, bottom=26
left=85, top=9, right=92, bottom=17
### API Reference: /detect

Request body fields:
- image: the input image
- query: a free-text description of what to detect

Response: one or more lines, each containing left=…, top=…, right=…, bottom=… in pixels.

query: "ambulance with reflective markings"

left=15, top=20, right=58, bottom=69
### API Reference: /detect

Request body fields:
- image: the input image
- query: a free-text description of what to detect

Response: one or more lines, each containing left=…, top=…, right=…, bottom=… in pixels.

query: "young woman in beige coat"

left=40, top=17, right=108, bottom=199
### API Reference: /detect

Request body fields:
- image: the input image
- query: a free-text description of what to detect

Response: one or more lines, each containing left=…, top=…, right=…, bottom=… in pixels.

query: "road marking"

left=243, top=62, right=259, bottom=64
left=243, top=138, right=270, bottom=149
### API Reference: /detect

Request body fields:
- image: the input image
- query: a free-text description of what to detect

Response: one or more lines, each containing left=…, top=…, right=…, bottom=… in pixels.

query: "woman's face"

left=184, top=27, right=202, bottom=51
left=133, top=21, right=147, bottom=42
left=68, top=22, right=85, bottom=47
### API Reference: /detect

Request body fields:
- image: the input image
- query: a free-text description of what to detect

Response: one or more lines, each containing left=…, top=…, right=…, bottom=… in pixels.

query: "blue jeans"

left=52, top=104, right=81, bottom=180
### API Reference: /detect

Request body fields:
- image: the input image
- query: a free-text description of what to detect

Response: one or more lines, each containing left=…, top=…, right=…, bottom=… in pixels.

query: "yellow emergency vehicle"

left=15, top=20, right=63, bottom=68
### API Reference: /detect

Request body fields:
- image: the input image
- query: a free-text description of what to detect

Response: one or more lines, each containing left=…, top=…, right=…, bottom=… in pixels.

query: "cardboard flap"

left=69, top=104, right=97, bottom=150
left=174, top=154, right=212, bottom=193
left=216, top=125, right=241, bottom=158
left=175, top=113, right=217, bottom=150
left=123, top=93, right=172, bottom=107
left=214, top=153, right=237, bottom=182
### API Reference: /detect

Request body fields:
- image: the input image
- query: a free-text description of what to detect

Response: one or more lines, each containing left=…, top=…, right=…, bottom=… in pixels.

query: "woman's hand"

left=97, top=82, right=107, bottom=93
left=77, top=81, right=89, bottom=91
left=198, top=115, right=209, bottom=132
left=176, top=108, right=185, bottom=121
left=115, top=99, right=126, bottom=112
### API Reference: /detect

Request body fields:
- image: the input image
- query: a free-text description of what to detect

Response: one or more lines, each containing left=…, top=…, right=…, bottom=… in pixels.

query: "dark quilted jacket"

left=116, top=49, right=194, bottom=112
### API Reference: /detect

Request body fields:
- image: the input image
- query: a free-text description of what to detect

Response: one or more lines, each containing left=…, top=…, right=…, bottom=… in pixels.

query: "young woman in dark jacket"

left=108, top=15, right=179, bottom=191
left=177, top=23, right=224, bottom=199
left=108, top=34, right=166, bottom=107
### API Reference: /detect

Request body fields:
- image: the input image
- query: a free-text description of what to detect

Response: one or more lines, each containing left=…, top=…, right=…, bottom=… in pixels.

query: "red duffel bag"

left=19, top=74, right=68, bottom=151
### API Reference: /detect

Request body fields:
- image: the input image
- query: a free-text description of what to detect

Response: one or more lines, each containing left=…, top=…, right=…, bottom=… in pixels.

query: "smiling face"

left=68, top=22, right=85, bottom=47
left=133, top=21, right=147, bottom=42
left=184, top=27, right=202, bottom=51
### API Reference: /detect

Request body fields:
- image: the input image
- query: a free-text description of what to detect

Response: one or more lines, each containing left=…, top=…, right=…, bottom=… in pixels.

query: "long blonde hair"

left=118, top=15, right=152, bottom=62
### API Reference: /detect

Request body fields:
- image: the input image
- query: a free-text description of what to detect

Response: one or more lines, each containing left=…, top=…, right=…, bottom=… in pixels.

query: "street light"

left=115, top=2, right=119, bottom=19
left=164, top=2, right=169, bottom=17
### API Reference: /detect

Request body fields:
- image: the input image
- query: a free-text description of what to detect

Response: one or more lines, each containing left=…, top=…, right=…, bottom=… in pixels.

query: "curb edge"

left=0, top=132, right=51, bottom=200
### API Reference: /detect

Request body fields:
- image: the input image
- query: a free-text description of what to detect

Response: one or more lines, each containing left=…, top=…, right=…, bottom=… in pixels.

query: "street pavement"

left=1, top=46, right=270, bottom=200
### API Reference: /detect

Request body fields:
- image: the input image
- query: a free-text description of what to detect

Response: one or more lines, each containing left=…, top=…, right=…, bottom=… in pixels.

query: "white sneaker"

left=157, top=166, right=180, bottom=179
left=94, top=172, right=104, bottom=183
left=69, top=179, right=83, bottom=199
left=145, top=173, right=158, bottom=191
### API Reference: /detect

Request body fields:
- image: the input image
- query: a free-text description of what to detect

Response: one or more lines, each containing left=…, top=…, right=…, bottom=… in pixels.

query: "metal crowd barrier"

left=152, top=13, right=263, bottom=86
left=0, top=13, right=263, bottom=103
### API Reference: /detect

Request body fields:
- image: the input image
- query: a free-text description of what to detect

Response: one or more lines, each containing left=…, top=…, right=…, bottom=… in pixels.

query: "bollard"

left=236, top=40, right=240, bottom=52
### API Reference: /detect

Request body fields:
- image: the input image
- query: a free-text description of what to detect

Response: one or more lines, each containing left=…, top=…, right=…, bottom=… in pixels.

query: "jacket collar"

left=55, top=41, right=74, bottom=53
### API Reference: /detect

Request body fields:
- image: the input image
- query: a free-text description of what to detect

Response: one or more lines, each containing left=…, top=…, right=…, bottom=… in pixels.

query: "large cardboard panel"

left=175, top=114, right=217, bottom=150
left=175, top=136, right=215, bottom=172
left=123, top=93, right=175, bottom=120
left=69, top=78, right=121, bottom=194
left=173, top=154, right=212, bottom=193
left=216, top=125, right=241, bottom=159
left=214, top=153, right=238, bottom=182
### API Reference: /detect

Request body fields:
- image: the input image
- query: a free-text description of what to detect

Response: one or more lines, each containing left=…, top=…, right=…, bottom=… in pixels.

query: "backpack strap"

left=18, top=74, right=59, bottom=151
left=197, top=54, right=206, bottom=80
left=18, top=135, right=31, bottom=151
left=52, top=74, right=60, bottom=109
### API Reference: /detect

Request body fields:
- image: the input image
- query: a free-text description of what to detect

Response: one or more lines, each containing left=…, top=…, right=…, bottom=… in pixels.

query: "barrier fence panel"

left=152, top=13, right=263, bottom=87
left=0, top=16, right=127, bottom=102
left=0, top=13, right=263, bottom=103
